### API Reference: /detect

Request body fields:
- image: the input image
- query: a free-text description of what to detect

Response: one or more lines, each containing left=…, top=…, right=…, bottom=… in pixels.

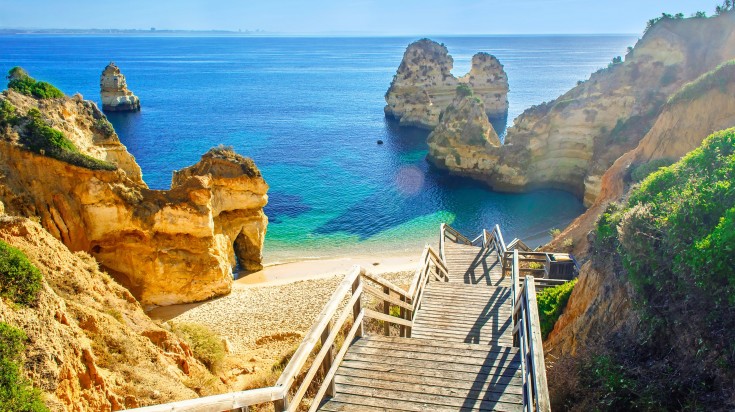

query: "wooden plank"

left=362, top=271, right=410, bottom=298
left=345, top=345, right=521, bottom=368
left=407, top=246, right=430, bottom=298
left=335, top=376, right=524, bottom=404
left=409, top=333, right=514, bottom=346
left=350, top=340, right=518, bottom=362
left=334, top=367, right=524, bottom=394
left=318, top=400, right=415, bottom=412
left=364, top=308, right=413, bottom=327
left=365, top=335, right=517, bottom=353
left=361, top=283, right=413, bottom=311
left=320, top=392, right=519, bottom=412
left=341, top=352, right=520, bottom=375
left=338, top=359, right=523, bottom=385
left=129, top=386, right=283, bottom=412
left=334, top=384, right=524, bottom=412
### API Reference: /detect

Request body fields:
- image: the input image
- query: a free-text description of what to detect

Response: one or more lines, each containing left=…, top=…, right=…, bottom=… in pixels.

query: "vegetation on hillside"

left=629, top=158, right=674, bottom=182
left=7, top=67, right=63, bottom=99
left=0, top=240, right=42, bottom=306
left=575, top=128, right=735, bottom=410
left=667, top=59, right=735, bottom=105
left=0, top=322, right=48, bottom=411
left=0, top=98, right=117, bottom=171
left=537, top=279, right=577, bottom=339
left=171, top=322, right=225, bottom=372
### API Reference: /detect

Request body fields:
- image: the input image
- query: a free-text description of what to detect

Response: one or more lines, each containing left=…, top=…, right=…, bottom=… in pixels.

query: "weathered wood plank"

left=345, top=345, right=521, bottom=368
left=335, top=385, right=524, bottom=412
left=365, top=335, right=516, bottom=353
left=341, top=353, right=520, bottom=376
left=335, top=376, right=524, bottom=404
left=338, top=359, right=523, bottom=384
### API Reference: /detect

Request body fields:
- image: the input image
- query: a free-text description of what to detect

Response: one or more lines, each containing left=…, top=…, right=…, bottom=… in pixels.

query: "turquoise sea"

left=0, top=35, right=636, bottom=264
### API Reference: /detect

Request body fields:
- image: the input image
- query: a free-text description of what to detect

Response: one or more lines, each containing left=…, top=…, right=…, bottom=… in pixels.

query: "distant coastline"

left=0, top=28, right=268, bottom=36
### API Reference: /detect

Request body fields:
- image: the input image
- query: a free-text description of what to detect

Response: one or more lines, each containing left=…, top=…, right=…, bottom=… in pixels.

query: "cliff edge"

left=0, top=75, right=268, bottom=306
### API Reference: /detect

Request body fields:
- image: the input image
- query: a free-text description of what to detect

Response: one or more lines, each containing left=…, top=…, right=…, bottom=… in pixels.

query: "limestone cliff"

left=0, top=216, right=219, bottom=410
left=542, top=55, right=735, bottom=409
left=428, top=13, right=735, bottom=205
left=384, top=39, right=508, bottom=129
left=427, top=86, right=501, bottom=173
left=0, top=88, right=268, bottom=306
left=100, top=62, right=140, bottom=112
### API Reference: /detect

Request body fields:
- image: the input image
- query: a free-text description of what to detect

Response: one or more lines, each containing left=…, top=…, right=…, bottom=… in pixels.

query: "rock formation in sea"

left=422, top=13, right=735, bottom=206
left=384, top=39, right=509, bottom=129
left=427, top=85, right=501, bottom=173
left=0, top=216, right=221, bottom=410
left=100, top=62, right=141, bottom=112
left=0, top=85, right=268, bottom=306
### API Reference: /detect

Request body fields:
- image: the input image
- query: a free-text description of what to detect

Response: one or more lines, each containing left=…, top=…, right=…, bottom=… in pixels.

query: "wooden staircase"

left=132, top=224, right=551, bottom=412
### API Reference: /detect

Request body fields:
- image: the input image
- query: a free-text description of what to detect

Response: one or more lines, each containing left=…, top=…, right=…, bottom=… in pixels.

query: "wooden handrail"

left=129, top=386, right=283, bottom=412
left=511, top=250, right=551, bottom=412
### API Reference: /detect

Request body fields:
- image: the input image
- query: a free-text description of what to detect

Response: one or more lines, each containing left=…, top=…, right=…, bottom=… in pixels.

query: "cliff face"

left=429, top=13, right=735, bottom=204
left=0, top=216, right=217, bottom=410
left=100, top=62, right=140, bottom=112
left=0, top=90, right=268, bottom=306
left=384, top=39, right=508, bottom=129
left=427, top=88, right=501, bottom=173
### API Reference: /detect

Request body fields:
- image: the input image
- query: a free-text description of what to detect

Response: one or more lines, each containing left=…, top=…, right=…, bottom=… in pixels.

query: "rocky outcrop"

left=384, top=39, right=508, bottom=129
left=0, top=89, right=268, bottom=306
left=427, top=86, right=501, bottom=173
left=100, top=62, right=140, bottom=112
left=0, top=216, right=219, bottom=410
left=427, top=13, right=735, bottom=204
left=547, top=58, right=735, bottom=257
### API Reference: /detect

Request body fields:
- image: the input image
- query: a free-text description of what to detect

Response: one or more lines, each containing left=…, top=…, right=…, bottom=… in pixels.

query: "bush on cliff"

left=456, top=83, right=473, bottom=98
left=0, top=240, right=42, bottom=306
left=20, top=109, right=117, bottom=171
left=7, top=67, right=63, bottom=99
left=537, top=279, right=577, bottom=339
left=587, top=127, right=735, bottom=410
left=0, top=100, right=18, bottom=128
left=0, top=323, right=48, bottom=412
left=171, top=322, right=225, bottom=372
left=629, top=157, right=674, bottom=182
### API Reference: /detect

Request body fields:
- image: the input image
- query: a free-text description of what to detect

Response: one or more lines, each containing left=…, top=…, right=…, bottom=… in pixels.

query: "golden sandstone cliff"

left=384, top=39, right=509, bottom=129
left=0, top=216, right=218, bottom=410
left=424, top=12, right=735, bottom=206
left=0, top=88, right=268, bottom=306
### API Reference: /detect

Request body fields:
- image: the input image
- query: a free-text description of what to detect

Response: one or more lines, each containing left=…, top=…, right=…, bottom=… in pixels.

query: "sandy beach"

left=147, top=253, right=418, bottom=390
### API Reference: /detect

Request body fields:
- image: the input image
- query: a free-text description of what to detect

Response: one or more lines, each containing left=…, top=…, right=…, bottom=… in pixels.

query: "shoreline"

left=236, top=252, right=419, bottom=287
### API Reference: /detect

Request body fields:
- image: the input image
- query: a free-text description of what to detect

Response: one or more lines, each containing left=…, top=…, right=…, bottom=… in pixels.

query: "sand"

left=147, top=254, right=418, bottom=390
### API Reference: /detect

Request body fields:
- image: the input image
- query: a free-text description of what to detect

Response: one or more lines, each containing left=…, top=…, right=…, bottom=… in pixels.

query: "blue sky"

left=0, top=0, right=717, bottom=34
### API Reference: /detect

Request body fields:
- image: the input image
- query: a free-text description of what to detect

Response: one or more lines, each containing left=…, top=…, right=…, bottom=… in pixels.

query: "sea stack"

left=427, top=85, right=501, bottom=174
left=384, top=39, right=508, bottom=129
left=100, top=62, right=140, bottom=112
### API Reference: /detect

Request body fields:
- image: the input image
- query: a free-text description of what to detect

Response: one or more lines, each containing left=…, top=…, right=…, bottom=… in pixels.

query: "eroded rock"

left=100, top=62, right=140, bottom=112
left=384, top=39, right=508, bottom=129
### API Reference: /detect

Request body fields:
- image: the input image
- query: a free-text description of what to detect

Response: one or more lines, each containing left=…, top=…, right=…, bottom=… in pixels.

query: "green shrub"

left=668, top=59, right=735, bottom=105
left=537, top=279, right=577, bottom=339
left=455, top=83, right=472, bottom=98
left=578, top=354, right=639, bottom=410
left=19, top=109, right=116, bottom=171
left=630, top=158, right=675, bottom=182
left=0, top=323, right=48, bottom=412
left=7, top=67, right=63, bottom=99
left=0, top=240, right=42, bottom=306
left=549, top=228, right=561, bottom=238
left=0, top=100, right=17, bottom=128
left=93, top=118, right=115, bottom=138
left=171, top=322, right=225, bottom=372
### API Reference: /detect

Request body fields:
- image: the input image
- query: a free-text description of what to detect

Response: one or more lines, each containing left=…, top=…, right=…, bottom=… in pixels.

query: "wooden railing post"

left=399, top=295, right=407, bottom=337
left=274, top=395, right=288, bottom=412
left=383, top=286, right=390, bottom=336
left=352, top=276, right=363, bottom=338
left=320, top=321, right=335, bottom=397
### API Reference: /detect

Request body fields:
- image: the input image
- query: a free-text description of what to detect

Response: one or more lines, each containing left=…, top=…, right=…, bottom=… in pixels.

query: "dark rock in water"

left=377, top=140, right=384, bottom=145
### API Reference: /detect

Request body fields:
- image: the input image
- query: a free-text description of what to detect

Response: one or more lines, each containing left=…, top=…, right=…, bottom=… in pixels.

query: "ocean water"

left=0, top=35, right=635, bottom=264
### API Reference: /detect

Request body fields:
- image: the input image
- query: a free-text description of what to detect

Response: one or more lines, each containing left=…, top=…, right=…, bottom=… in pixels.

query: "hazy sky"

left=0, top=0, right=717, bottom=34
